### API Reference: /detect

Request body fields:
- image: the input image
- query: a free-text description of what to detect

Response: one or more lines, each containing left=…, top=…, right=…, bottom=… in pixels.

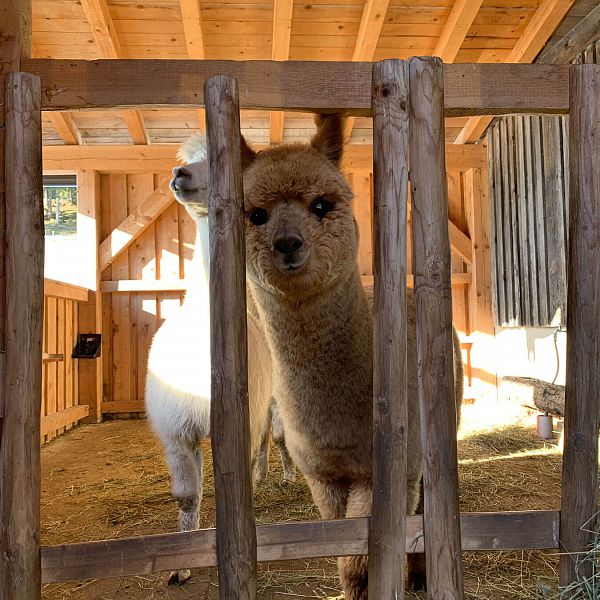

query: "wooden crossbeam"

left=455, top=0, right=576, bottom=144
left=270, top=0, right=294, bottom=142
left=343, top=0, right=391, bottom=142
left=449, top=221, right=473, bottom=265
left=80, top=0, right=148, bottom=144
left=42, top=143, right=487, bottom=174
left=98, top=177, right=172, bottom=272
left=46, top=112, right=81, bottom=145
left=433, top=0, right=483, bottom=63
left=41, top=511, right=560, bottom=584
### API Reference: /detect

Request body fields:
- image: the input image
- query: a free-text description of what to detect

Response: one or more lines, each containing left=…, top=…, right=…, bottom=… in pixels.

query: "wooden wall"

left=487, top=38, right=600, bottom=329
left=42, top=279, right=90, bottom=441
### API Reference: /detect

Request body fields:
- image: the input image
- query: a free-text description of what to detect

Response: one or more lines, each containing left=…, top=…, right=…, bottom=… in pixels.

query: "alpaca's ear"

left=240, top=135, right=257, bottom=169
left=310, top=114, right=344, bottom=166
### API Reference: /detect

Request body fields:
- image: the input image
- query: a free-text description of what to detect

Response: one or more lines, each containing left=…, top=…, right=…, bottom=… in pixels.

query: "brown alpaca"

left=239, top=114, right=463, bottom=599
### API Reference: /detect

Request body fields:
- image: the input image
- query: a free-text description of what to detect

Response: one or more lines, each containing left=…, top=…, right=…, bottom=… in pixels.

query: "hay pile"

left=40, top=417, right=573, bottom=599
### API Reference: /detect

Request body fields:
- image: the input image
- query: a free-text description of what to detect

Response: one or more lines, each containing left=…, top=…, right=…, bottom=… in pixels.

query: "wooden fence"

left=42, top=279, right=90, bottom=441
left=1, top=58, right=599, bottom=599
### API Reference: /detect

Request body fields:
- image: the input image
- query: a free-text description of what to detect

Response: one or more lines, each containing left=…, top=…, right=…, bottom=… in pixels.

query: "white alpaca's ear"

left=177, top=132, right=207, bottom=164
left=310, top=114, right=344, bottom=166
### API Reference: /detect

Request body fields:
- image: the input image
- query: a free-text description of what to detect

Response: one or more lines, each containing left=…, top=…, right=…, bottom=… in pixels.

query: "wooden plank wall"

left=487, top=38, right=600, bottom=329
left=42, top=280, right=90, bottom=441
left=100, top=163, right=481, bottom=413
left=100, top=173, right=194, bottom=414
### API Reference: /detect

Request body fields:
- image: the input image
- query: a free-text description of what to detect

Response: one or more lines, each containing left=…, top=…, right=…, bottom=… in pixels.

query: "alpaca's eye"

left=310, top=197, right=334, bottom=219
left=249, top=208, right=269, bottom=226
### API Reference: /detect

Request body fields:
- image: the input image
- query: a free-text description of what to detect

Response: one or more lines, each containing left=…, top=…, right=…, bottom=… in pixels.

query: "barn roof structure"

left=36, top=0, right=598, bottom=150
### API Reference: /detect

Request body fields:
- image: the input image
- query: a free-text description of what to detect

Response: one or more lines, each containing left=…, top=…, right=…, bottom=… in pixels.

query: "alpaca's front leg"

left=164, top=439, right=203, bottom=584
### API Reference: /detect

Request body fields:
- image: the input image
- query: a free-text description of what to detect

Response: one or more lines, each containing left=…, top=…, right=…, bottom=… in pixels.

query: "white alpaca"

left=145, top=133, right=295, bottom=584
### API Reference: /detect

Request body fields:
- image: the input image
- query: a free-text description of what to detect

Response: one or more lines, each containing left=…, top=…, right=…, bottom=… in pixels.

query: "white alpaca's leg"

left=164, top=438, right=202, bottom=584
left=254, top=403, right=271, bottom=483
left=271, top=401, right=296, bottom=483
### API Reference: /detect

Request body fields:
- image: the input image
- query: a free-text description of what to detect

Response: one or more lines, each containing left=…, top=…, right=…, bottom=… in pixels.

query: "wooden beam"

left=179, top=0, right=205, bottom=60
left=80, top=0, right=148, bottom=144
left=80, top=0, right=121, bottom=58
left=538, top=3, right=600, bottom=64
left=42, top=143, right=487, bottom=174
left=433, top=0, right=484, bottom=63
left=2, top=70, right=44, bottom=600
left=343, top=0, right=390, bottom=141
left=26, top=60, right=571, bottom=116
left=41, top=510, right=561, bottom=584
left=270, top=0, right=294, bottom=142
left=76, top=171, right=103, bottom=423
left=449, top=220, right=473, bottom=264
left=98, top=177, right=172, bottom=272
left=455, top=0, right=576, bottom=144
left=46, top=112, right=81, bottom=145
left=41, top=405, right=89, bottom=438
left=121, top=109, right=149, bottom=145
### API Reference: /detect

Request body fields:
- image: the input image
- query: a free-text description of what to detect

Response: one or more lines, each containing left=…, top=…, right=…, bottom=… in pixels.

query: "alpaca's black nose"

left=172, top=166, right=191, bottom=179
left=273, top=231, right=304, bottom=256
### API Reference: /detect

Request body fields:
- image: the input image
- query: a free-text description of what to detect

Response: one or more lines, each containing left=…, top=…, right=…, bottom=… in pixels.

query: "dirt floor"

left=41, top=413, right=564, bottom=599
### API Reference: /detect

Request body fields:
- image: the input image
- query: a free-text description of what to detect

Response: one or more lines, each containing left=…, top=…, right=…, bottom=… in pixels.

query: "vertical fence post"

left=408, top=56, right=464, bottom=600
left=559, top=63, right=600, bottom=591
left=205, top=75, right=257, bottom=600
left=0, top=72, right=44, bottom=600
left=370, top=58, right=410, bottom=600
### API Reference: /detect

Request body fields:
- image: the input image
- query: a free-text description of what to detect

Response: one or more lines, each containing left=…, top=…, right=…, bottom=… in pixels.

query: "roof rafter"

left=179, top=0, right=206, bottom=131
left=80, top=0, right=149, bottom=144
left=47, top=112, right=82, bottom=146
left=455, top=0, right=576, bottom=144
left=343, top=0, right=391, bottom=142
left=433, top=0, right=484, bottom=63
left=270, top=0, right=294, bottom=143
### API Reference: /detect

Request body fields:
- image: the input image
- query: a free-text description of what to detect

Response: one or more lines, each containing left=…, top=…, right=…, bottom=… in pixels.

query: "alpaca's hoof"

left=282, top=470, right=296, bottom=484
left=254, top=461, right=268, bottom=483
left=168, top=569, right=191, bottom=585
left=406, top=570, right=427, bottom=591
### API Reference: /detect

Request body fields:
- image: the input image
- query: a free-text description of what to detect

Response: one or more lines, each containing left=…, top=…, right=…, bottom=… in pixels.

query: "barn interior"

left=9, top=0, right=600, bottom=597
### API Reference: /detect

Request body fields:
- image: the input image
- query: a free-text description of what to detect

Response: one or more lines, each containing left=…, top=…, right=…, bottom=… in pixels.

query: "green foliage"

left=44, top=186, right=77, bottom=236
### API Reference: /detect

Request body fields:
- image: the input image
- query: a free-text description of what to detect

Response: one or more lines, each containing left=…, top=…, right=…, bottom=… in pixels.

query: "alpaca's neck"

left=183, top=213, right=210, bottom=306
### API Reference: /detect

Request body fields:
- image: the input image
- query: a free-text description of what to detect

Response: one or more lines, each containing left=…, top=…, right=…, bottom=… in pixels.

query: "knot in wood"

left=424, top=258, right=446, bottom=287
left=210, top=199, right=234, bottom=235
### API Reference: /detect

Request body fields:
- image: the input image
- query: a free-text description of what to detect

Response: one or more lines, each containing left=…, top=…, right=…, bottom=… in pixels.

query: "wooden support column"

left=409, top=56, right=464, bottom=599
left=205, top=75, right=256, bottom=600
left=370, top=58, right=409, bottom=599
left=0, top=71, right=44, bottom=600
left=559, top=64, right=600, bottom=590
left=76, top=170, right=103, bottom=423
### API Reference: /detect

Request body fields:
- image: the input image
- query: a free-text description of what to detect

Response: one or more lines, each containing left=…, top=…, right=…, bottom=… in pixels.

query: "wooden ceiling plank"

left=344, top=0, right=391, bottom=142
left=433, top=0, right=484, bottom=63
left=46, top=112, right=82, bottom=145
left=80, top=0, right=149, bottom=144
left=455, top=0, right=576, bottom=144
left=270, top=0, right=294, bottom=143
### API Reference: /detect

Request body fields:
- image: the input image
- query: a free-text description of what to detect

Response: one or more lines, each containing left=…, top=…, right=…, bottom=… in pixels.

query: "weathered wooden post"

left=204, top=74, right=257, bottom=600
left=559, top=63, right=600, bottom=591
left=370, top=58, right=410, bottom=599
left=409, top=56, right=464, bottom=599
left=0, top=72, right=44, bottom=599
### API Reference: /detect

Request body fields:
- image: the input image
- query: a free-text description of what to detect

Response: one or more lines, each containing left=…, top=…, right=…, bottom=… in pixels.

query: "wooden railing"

left=42, top=279, right=90, bottom=442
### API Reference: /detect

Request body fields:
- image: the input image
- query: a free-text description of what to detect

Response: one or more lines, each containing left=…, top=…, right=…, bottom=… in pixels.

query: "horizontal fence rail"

left=25, top=60, right=570, bottom=116
left=41, top=511, right=561, bottom=584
